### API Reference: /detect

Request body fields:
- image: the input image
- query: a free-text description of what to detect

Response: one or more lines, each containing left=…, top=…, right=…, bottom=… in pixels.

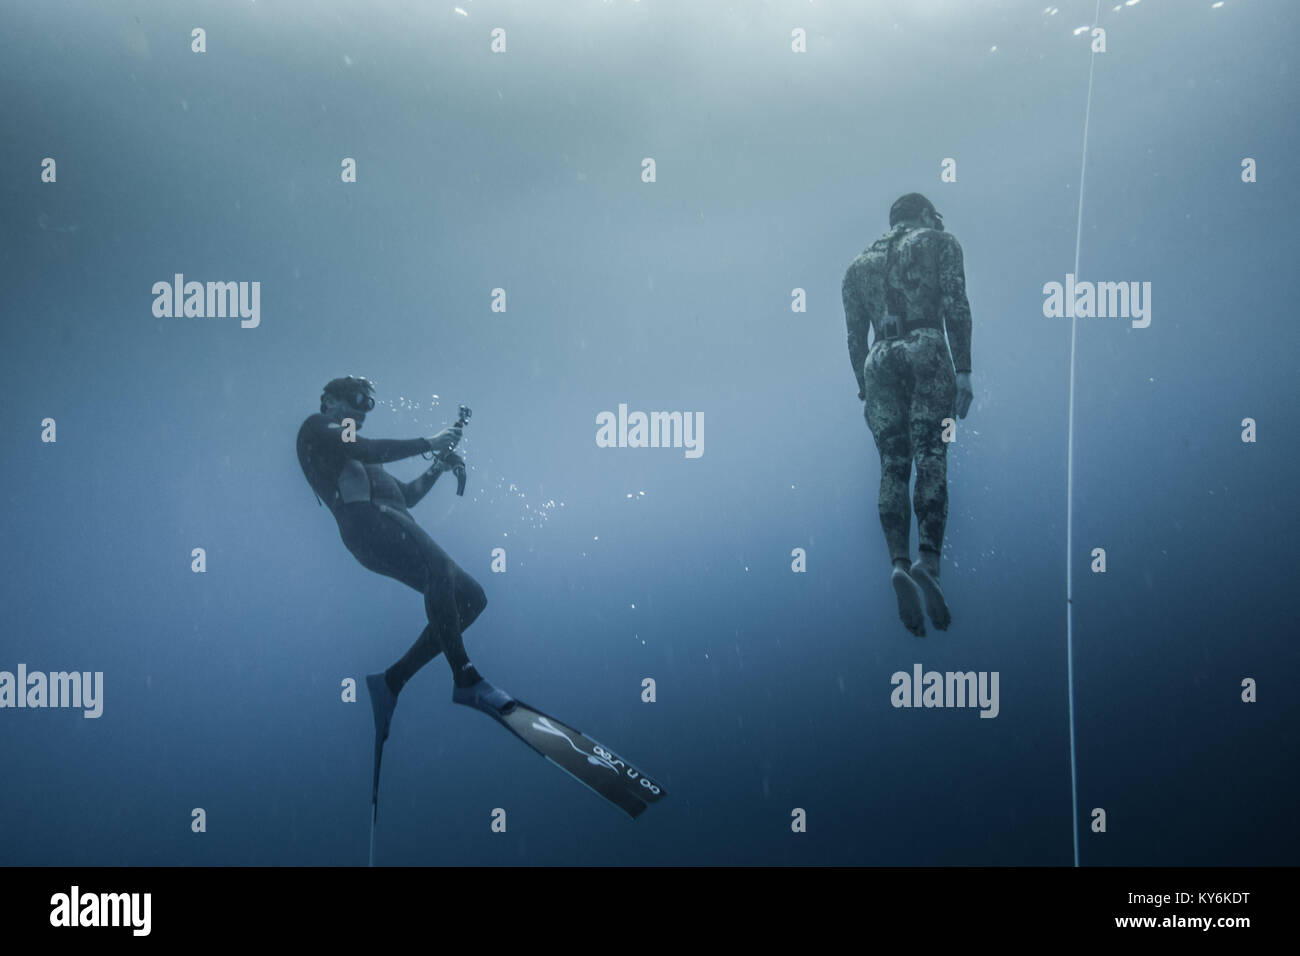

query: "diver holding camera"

left=298, top=376, right=665, bottom=857
left=423, top=402, right=471, bottom=496
left=297, top=377, right=511, bottom=732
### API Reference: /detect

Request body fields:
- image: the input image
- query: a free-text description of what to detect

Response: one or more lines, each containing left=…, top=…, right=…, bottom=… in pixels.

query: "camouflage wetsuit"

left=842, top=224, right=973, bottom=564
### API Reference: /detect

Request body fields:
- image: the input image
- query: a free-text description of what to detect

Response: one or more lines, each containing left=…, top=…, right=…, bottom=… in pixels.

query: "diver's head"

left=320, top=375, right=376, bottom=426
left=889, top=192, right=944, bottom=232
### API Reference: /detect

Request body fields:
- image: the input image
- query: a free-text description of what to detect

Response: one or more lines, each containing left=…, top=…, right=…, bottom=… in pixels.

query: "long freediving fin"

left=454, top=684, right=666, bottom=819
left=368, top=733, right=383, bottom=867
left=365, top=673, right=398, bottom=866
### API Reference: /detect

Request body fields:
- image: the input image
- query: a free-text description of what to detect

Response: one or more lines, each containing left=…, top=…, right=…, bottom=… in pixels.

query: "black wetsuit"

left=296, top=414, right=487, bottom=691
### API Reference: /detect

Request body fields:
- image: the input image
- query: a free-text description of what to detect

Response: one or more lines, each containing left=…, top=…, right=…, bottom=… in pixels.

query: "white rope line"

left=1066, top=0, right=1103, bottom=869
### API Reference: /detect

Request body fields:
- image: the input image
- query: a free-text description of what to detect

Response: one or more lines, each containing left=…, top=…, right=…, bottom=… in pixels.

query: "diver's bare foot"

left=891, top=567, right=926, bottom=637
left=910, top=561, right=952, bottom=631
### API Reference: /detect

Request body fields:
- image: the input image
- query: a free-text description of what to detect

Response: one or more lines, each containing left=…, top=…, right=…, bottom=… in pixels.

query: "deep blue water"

left=2, top=0, right=1296, bottom=866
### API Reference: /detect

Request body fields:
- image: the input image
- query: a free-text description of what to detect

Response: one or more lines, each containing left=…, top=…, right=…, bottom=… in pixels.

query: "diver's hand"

left=955, top=372, right=973, bottom=419
left=432, top=450, right=465, bottom=474
left=424, top=426, right=463, bottom=457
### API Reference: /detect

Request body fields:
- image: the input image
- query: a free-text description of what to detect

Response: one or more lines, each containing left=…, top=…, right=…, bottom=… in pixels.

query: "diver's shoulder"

left=298, top=413, right=333, bottom=440
left=918, top=227, right=962, bottom=251
left=843, top=253, right=866, bottom=283
left=845, top=236, right=889, bottom=275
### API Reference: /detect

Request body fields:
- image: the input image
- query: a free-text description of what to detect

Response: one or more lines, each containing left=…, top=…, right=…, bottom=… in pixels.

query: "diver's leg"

left=341, top=506, right=472, bottom=693
left=863, top=349, right=914, bottom=566
left=421, top=557, right=483, bottom=688
left=911, top=427, right=950, bottom=571
left=907, top=335, right=958, bottom=629
left=454, top=567, right=488, bottom=632
left=428, top=559, right=515, bottom=712
left=864, top=346, right=925, bottom=636
left=384, top=625, right=442, bottom=695
left=433, top=561, right=513, bottom=712
left=379, top=594, right=476, bottom=701
left=338, top=505, right=431, bottom=739
left=377, top=509, right=485, bottom=687
left=374, top=514, right=483, bottom=688
left=383, top=563, right=487, bottom=692
left=374, top=552, right=495, bottom=698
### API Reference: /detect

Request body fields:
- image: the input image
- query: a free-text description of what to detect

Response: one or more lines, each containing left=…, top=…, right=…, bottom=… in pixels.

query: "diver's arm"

left=344, top=434, right=435, bottom=464
left=937, top=234, right=975, bottom=418
left=937, top=232, right=973, bottom=375
left=401, top=462, right=444, bottom=509
left=843, top=269, right=872, bottom=400
left=306, top=415, right=433, bottom=464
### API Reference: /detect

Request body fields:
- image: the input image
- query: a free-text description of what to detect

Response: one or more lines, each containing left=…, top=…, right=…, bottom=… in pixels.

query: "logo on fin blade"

left=532, top=717, right=619, bottom=773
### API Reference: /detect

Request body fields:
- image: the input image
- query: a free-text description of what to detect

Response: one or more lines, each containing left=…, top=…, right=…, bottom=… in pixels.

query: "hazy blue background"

left=2, top=0, right=1296, bottom=865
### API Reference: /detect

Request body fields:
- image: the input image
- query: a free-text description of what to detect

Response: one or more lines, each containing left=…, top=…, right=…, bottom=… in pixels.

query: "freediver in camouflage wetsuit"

left=842, top=193, right=974, bottom=636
